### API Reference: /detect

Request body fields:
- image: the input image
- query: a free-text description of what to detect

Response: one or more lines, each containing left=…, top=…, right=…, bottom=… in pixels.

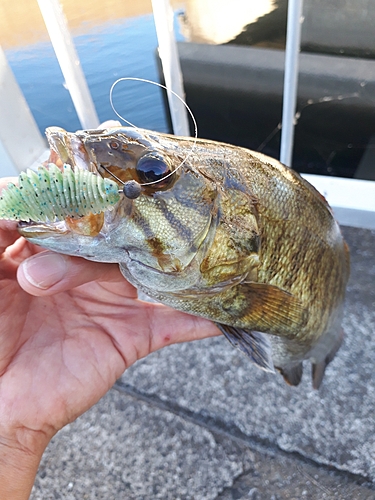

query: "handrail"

left=37, top=0, right=99, bottom=130
left=0, top=46, right=46, bottom=174
left=151, top=0, right=190, bottom=136
left=280, top=0, right=304, bottom=167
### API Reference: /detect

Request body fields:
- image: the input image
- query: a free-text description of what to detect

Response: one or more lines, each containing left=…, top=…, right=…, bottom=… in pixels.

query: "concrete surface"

left=30, top=226, right=375, bottom=499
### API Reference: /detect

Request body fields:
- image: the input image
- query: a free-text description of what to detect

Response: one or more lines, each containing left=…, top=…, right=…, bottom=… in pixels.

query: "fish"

left=16, top=125, right=350, bottom=388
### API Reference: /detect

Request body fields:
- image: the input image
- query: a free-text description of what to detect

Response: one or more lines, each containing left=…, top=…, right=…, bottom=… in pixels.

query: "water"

left=5, top=14, right=174, bottom=135
left=4, top=7, right=374, bottom=180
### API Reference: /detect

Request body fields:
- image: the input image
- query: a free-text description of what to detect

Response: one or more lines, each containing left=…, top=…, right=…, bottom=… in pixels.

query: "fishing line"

left=109, top=77, right=198, bottom=195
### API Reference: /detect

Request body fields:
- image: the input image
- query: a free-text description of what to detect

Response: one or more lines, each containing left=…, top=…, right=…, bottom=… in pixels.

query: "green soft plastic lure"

left=0, top=163, right=120, bottom=222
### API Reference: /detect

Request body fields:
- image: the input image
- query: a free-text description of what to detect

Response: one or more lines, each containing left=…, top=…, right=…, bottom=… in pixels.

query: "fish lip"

left=45, top=126, right=92, bottom=172
left=18, top=220, right=69, bottom=238
left=17, top=127, right=97, bottom=231
left=18, top=126, right=129, bottom=235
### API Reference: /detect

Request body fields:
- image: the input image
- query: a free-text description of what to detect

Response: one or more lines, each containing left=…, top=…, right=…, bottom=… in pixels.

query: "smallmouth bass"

left=17, top=126, right=350, bottom=388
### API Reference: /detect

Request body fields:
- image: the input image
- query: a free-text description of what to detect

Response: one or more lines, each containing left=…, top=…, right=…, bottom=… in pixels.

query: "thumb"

left=17, top=251, right=129, bottom=296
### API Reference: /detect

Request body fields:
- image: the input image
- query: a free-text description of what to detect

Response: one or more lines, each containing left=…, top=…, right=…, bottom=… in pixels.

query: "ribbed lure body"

left=0, top=164, right=120, bottom=222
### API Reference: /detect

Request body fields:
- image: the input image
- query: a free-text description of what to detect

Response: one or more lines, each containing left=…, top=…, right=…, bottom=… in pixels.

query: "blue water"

left=6, top=14, right=178, bottom=135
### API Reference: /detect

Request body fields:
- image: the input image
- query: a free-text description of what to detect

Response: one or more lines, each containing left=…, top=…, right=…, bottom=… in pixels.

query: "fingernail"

left=23, top=253, right=68, bottom=289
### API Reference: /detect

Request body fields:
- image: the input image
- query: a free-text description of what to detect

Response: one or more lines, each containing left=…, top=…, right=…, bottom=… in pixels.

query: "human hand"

left=0, top=177, right=219, bottom=499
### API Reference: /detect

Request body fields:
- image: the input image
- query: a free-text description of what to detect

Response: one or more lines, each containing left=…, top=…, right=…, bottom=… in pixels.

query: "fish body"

left=18, top=126, right=350, bottom=388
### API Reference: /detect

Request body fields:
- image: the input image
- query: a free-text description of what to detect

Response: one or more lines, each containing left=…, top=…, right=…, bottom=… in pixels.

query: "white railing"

left=0, top=47, right=46, bottom=176
left=0, top=0, right=374, bottom=228
left=280, top=0, right=303, bottom=167
left=37, top=0, right=99, bottom=130
left=151, top=0, right=190, bottom=136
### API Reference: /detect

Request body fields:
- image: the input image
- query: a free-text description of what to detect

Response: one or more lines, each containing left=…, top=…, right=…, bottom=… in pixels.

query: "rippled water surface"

left=5, top=14, right=173, bottom=134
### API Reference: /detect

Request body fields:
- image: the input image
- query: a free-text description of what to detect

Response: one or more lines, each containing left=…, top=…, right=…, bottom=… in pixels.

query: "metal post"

left=280, top=0, right=304, bottom=167
left=151, top=0, right=190, bottom=137
left=37, top=0, right=99, bottom=130
left=0, top=46, right=47, bottom=174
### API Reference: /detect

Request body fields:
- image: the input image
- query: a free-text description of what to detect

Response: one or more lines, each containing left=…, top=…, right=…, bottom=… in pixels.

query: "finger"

left=0, top=234, right=47, bottom=281
left=4, top=234, right=45, bottom=260
left=0, top=220, right=21, bottom=254
left=151, top=304, right=221, bottom=347
left=17, top=251, right=137, bottom=297
left=0, top=176, right=18, bottom=195
left=0, top=176, right=18, bottom=188
left=127, top=301, right=221, bottom=358
left=0, top=177, right=23, bottom=252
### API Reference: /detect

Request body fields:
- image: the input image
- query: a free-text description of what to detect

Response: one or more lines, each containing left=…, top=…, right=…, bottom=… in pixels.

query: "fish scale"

left=16, top=125, right=350, bottom=389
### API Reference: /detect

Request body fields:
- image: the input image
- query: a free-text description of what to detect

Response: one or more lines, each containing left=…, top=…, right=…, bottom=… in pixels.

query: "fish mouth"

left=45, top=126, right=94, bottom=172
left=18, top=220, right=69, bottom=238
left=18, top=126, right=120, bottom=238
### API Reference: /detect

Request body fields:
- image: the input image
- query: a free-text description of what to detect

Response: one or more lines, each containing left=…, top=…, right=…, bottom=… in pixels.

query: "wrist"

left=0, top=429, right=50, bottom=499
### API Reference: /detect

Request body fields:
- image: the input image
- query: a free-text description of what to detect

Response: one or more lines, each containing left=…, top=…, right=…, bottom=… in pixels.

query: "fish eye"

left=109, top=141, right=120, bottom=150
left=136, top=154, right=172, bottom=186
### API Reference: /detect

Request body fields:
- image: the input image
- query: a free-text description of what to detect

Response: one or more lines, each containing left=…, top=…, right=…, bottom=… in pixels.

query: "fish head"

left=19, top=126, right=220, bottom=292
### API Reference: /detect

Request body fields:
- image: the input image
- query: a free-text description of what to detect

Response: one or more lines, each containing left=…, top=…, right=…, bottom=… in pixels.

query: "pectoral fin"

left=216, top=323, right=275, bottom=373
left=227, top=282, right=307, bottom=339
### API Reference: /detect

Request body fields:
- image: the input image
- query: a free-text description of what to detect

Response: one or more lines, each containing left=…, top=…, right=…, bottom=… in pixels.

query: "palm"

left=0, top=221, right=217, bottom=439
